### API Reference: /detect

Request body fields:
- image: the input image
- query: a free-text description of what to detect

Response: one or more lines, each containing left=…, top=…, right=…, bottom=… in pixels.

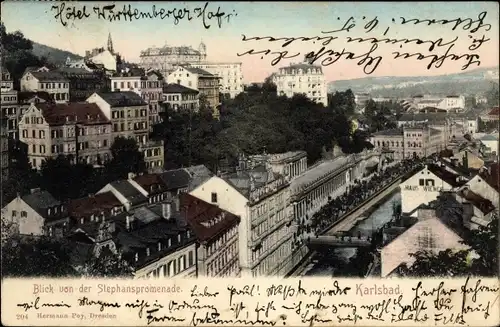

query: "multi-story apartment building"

left=110, top=69, right=164, bottom=128
left=412, top=95, right=466, bottom=112
left=20, top=69, right=70, bottom=103
left=86, top=91, right=164, bottom=170
left=1, top=68, right=19, bottom=139
left=273, top=62, right=328, bottom=107
left=139, top=42, right=207, bottom=78
left=162, top=83, right=199, bottom=112
left=190, top=62, right=243, bottom=99
left=182, top=193, right=241, bottom=277
left=190, top=164, right=295, bottom=277
left=18, top=102, right=112, bottom=169
left=167, top=66, right=220, bottom=112
left=57, top=67, right=108, bottom=102
left=1, top=115, right=8, bottom=181
left=371, top=125, right=445, bottom=160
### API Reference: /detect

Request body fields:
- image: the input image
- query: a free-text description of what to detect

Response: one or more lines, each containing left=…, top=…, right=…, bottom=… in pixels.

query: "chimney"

left=162, top=202, right=172, bottom=219
left=128, top=172, right=136, bottom=180
left=126, top=215, right=131, bottom=230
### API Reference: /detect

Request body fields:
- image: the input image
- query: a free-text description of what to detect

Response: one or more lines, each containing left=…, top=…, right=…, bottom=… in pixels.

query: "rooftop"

left=181, top=193, right=240, bottom=244
left=162, top=83, right=199, bottom=94
left=457, top=188, right=496, bottom=215
left=18, top=91, right=53, bottom=103
left=133, top=174, right=167, bottom=194
left=34, top=102, right=110, bottom=126
left=181, top=66, right=214, bottom=76
left=96, top=91, right=147, bottom=107
left=22, top=189, right=64, bottom=221
left=30, top=71, right=69, bottom=82
left=478, top=163, right=499, bottom=192
left=372, top=128, right=403, bottom=136
left=109, top=180, right=147, bottom=206
left=427, top=164, right=468, bottom=188
left=68, top=192, right=122, bottom=219
left=159, top=168, right=192, bottom=190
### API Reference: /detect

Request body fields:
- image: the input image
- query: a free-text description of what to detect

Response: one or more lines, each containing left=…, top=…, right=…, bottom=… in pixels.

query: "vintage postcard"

left=1, top=1, right=499, bottom=326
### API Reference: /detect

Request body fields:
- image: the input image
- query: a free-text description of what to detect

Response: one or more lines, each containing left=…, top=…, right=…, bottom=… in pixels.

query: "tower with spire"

left=107, top=33, right=114, bottom=54
left=198, top=40, right=207, bottom=61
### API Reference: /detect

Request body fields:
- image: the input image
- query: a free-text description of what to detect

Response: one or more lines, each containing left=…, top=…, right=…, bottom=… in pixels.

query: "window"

left=211, top=192, right=217, bottom=203
left=425, top=179, right=435, bottom=186
left=419, top=179, right=425, bottom=186
left=21, top=211, right=27, bottom=217
left=12, top=210, right=17, bottom=217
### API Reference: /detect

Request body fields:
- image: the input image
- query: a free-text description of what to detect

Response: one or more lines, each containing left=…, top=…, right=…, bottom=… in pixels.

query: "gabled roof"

left=95, top=91, right=147, bottom=107
left=133, top=174, right=167, bottom=194
left=426, top=164, right=468, bottom=188
left=162, top=83, right=199, bottom=94
left=487, top=106, right=499, bottom=116
left=22, top=189, right=63, bottom=220
left=479, top=163, right=500, bottom=192
left=182, top=66, right=213, bottom=76
left=18, top=91, right=53, bottom=103
left=33, top=102, right=110, bottom=126
left=110, top=180, right=147, bottom=206
left=181, top=193, right=240, bottom=244
left=457, top=188, right=496, bottom=215
left=30, top=71, right=69, bottom=82
left=68, top=192, right=122, bottom=218
left=159, top=168, right=191, bottom=190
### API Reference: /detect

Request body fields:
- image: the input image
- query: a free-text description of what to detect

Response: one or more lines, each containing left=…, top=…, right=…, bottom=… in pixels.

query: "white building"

left=273, top=62, right=328, bottom=107
left=413, top=95, right=466, bottom=112
left=190, top=167, right=294, bottom=277
left=463, top=165, right=499, bottom=208
left=20, top=69, right=69, bottom=103
left=190, top=62, right=243, bottom=98
left=87, top=49, right=117, bottom=72
left=381, top=208, right=470, bottom=277
left=400, top=164, right=468, bottom=216
left=166, top=66, right=199, bottom=89
left=477, top=134, right=499, bottom=155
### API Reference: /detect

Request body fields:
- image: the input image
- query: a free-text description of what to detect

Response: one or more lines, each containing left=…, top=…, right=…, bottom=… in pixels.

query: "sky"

left=2, top=1, right=499, bottom=83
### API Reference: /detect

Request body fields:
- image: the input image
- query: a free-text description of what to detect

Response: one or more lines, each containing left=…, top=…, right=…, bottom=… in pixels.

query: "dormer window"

left=168, top=238, right=172, bottom=247
left=158, top=242, right=162, bottom=251
left=48, top=208, right=51, bottom=215
left=80, top=218, right=84, bottom=224
left=135, top=253, right=139, bottom=262
left=91, top=214, right=95, bottom=222
left=146, top=248, right=150, bottom=256
left=177, top=234, right=181, bottom=242
left=187, top=230, right=190, bottom=238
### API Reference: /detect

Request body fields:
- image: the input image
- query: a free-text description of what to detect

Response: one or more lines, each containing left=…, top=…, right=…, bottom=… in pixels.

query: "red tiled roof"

left=180, top=193, right=240, bottom=244
left=133, top=174, right=167, bottom=194
left=488, top=106, right=499, bottom=116
left=68, top=192, right=122, bottom=218
left=34, top=102, right=110, bottom=126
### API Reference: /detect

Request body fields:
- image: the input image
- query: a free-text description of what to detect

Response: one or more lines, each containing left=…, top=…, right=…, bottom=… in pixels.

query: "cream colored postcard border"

left=1, top=277, right=499, bottom=326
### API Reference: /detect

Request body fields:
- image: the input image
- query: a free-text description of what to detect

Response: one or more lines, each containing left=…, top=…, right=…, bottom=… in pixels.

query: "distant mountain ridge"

left=31, top=42, right=83, bottom=65
left=328, top=66, right=500, bottom=94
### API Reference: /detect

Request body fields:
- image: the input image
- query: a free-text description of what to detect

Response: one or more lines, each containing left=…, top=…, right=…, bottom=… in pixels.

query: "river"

left=303, top=190, right=401, bottom=277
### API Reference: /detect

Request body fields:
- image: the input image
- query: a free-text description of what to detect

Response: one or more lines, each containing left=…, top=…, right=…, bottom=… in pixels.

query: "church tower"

left=198, top=40, right=207, bottom=61
left=107, top=33, right=114, bottom=54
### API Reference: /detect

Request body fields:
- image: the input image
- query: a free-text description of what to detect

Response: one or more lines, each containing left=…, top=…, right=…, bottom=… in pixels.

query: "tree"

left=328, top=89, right=356, bottom=115
left=82, top=247, right=133, bottom=277
left=39, top=155, right=96, bottom=200
left=400, top=216, right=498, bottom=277
left=1, top=233, right=77, bottom=277
left=107, top=137, right=146, bottom=179
left=485, top=82, right=499, bottom=107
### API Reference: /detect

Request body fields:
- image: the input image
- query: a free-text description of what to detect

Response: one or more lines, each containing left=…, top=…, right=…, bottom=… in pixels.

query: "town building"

left=371, top=125, right=446, bottom=160
left=463, top=164, right=499, bottom=208
left=116, top=200, right=197, bottom=279
left=68, top=191, right=125, bottom=227
left=86, top=92, right=164, bottom=169
left=1, top=115, right=8, bottom=181
left=182, top=193, right=241, bottom=277
left=454, top=187, right=497, bottom=229
left=477, top=133, right=499, bottom=156
left=190, top=164, right=294, bottom=277
left=411, top=95, right=466, bottom=112
left=1, top=68, right=19, bottom=139
left=98, top=177, right=150, bottom=212
left=57, top=67, right=109, bottom=102
left=273, top=62, right=328, bottom=107
left=20, top=69, right=70, bottom=103
left=381, top=206, right=470, bottom=277
left=480, top=106, right=499, bottom=122
left=1, top=188, right=70, bottom=237
left=18, top=102, right=112, bottom=169
left=162, top=83, right=199, bottom=112
left=400, top=164, right=468, bottom=216
left=167, top=66, right=220, bottom=111
left=354, top=93, right=371, bottom=107
left=110, top=68, right=165, bottom=128
left=139, top=42, right=207, bottom=78
left=190, top=62, right=243, bottom=99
